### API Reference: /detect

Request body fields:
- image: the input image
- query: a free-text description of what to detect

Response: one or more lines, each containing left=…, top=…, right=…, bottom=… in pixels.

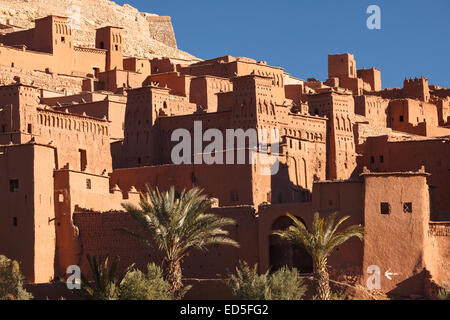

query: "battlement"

left=402, top=76, right=430, bottom=102
left=404, top=76, right=428, bottom=84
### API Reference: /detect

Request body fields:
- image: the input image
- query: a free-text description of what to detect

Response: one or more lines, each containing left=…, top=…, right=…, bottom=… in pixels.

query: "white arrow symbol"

left=384, top=270, right=399, bottom=280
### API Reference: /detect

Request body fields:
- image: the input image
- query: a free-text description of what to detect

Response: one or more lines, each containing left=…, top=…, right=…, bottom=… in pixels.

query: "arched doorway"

left=269, top=216, right=313, bottom=273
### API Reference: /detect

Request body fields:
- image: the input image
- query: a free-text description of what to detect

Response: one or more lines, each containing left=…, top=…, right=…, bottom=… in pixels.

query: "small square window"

left=115, top=45, right=119, bottom=51
left=370, top=156, right=375, bottom=164
left=403, top=202, right=412, bottom=213
left=380, top=155, right=384, bottom=163
left=380, top=202, right=390, bottom=215
left=86, top=179, right=92, bottom=190
left=9, top=179, right=19, bottom=192
left=399, top=116, right=404, bottom=122
left=61, top=36, right=65, bottom=43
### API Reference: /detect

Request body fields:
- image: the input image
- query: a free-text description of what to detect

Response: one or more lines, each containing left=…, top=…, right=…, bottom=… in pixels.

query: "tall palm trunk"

left=167, top=259, right=183, bottom=298
left=313, top=261, right=331, bottom=300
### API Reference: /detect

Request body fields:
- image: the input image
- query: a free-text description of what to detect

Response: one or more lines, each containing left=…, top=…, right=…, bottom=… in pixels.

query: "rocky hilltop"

left=0, top=0, right=198, bottom=61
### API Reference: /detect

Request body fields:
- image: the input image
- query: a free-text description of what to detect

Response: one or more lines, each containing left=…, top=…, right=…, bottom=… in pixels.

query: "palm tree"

left=121, top=186, right=239, bottom=298
left=273, top=212, right=364, bottom=300
left=81, top=255, right=133, bottom=300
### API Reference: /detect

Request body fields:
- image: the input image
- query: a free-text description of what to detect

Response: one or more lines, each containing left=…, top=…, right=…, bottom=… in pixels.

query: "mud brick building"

left=0, top=14, right=449, bottom=298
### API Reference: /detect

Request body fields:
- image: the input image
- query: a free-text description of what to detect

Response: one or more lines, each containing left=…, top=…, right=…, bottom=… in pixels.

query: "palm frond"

left=272, top=212, right=364, bottom=266
left=120, top=185, right=240, bottom=273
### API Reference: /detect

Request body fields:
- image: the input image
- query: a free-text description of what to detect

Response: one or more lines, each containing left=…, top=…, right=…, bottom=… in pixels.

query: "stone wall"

left=145, top=16, right=177, bottom=49
left=0, top=65, right=84, bottom=94
left=72, top=206, right=258, bottom=279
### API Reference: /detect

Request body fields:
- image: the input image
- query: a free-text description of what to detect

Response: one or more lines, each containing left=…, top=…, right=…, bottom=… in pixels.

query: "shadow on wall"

left=388, top=268, right=427, bottom=298
left=271, top=162, right=312, bottom=204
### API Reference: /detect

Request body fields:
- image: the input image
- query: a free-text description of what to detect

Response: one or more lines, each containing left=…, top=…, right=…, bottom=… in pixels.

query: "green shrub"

left=229, top=262, right=270, bottom=300
left=269, top=266, right=307, bottom=300
left=0, top=255, right=33, bottom=300
left=228, top=261, right=307, bottom=300
left=80, top=255, right=172, bottom=300
left=119, top=263, right=172, bottom=300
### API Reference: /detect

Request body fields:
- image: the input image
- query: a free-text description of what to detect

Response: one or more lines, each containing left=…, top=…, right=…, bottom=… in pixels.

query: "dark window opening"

left=9, top=179, right=19, bottom=192
left=370, top=156, right=375, bottom=164
left=380, top=155, right=384, bottom=163
left=13, top=217, right=18, bottom=227
left=278, top=192, right=283, bottom=204
left=86, top=179, right=92, bottom=190
left=79, top=149, right=87, bottom=171
left=399, top=115, right=404, bottom=122
left=403, top=202, right=412, bottom=213
left=27, top=123, right=32, bottom=134
left=380, top=202, right=390, bottom=215
left=61, top=36, right=65, bottom=43
left=115, top=45, right=118, bottom=51
left=99, top=41, right=104, bottom=49
left=137, top=157, right=141, bottom=165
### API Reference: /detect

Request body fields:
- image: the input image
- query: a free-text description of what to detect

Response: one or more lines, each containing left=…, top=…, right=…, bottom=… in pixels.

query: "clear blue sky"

left=115, top=0, right=450, bottom=89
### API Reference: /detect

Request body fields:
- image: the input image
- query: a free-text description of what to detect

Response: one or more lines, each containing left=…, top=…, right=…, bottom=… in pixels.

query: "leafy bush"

left=119, top=263, right=173, bottom=300
left=228, top=261, right=307, bottom=300
left=269, top=266, right=307, bottom=300
left=80, top=255, right=173, bottom=300
left=80, top=255, right=124, bottom=300
left=229, top=262, right=270, bottom=300
left=0, top=255, right=33, bottom=300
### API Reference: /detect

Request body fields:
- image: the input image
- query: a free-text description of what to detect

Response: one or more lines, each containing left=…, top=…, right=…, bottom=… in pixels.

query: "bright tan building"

left=0, top=14, right=449, bottom=299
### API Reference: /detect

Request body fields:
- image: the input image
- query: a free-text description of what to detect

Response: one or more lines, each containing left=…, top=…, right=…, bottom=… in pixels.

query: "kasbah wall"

left=0, top=7, right=449, bottom=300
